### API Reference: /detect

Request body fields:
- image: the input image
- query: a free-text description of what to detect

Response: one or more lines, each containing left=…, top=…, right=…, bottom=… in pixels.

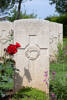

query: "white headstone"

left=49, top=22, right=63, bottom=61
left=14, top=19, right=49, bottom=93
left=0, top=21, right=13, bottom=56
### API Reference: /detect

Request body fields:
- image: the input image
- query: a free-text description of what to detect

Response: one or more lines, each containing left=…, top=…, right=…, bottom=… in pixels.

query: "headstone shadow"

left=14, top=67, right=32, bottom=92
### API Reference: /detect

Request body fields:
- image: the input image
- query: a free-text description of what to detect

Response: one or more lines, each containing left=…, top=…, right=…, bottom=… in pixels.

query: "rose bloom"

left=16, top=42, right=21, bottom=48
left=7, top=44, right=17, bottom=55
left=7, top=42, right=21, bottom=55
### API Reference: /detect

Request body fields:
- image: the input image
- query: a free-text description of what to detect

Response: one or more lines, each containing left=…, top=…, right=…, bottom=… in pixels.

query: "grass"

left=63, top=38, right=67, bottom=47
left=12, top=87, right=48, bottom=100
left=50, top=38, right=67, bottom=73
left=50, top=38, right=67, bottom=99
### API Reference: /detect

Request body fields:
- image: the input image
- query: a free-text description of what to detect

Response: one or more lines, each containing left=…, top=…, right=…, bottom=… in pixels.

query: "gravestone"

left=14, top=19, right=49, bottom=93
left=0, top=21, right=13, bottom=56
left=58, top=23, right=63, bottom=44
left=49, top=22, right=63, bottom=62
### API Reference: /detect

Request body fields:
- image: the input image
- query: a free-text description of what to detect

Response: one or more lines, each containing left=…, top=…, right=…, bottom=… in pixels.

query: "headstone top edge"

left=0, top=21, right=12, bottom=26
left=14, top=19, right=49, bottom=23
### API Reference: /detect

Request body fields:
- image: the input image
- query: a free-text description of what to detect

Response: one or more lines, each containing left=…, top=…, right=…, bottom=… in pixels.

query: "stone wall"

left=0, top=19, right=63, bottom=93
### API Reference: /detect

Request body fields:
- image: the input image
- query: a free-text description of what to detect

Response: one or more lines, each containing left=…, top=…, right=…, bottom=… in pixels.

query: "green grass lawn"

left=63, top=38, right=67, bottom=47
left=50, top=38, right=67, bottom=76
left=12, top=87, right=48, bottom=100
left=50, top=38, right=67, bottom=100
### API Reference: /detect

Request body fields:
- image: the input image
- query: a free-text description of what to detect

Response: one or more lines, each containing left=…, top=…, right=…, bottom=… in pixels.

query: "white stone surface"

left=58, top=23, right=63, bottom=45
left=49, top=21, right=63, bottom=61
left=14, top=19, right=49, bottom=92
left=0, top=21, right=13, bottom=56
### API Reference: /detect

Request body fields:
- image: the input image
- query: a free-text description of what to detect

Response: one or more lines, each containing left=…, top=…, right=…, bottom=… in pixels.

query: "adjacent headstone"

left=49, top=22, right=63, bottom=62
left=0, top=21, right=13, bottom=56
left=58, top=23, right=63, bottom=44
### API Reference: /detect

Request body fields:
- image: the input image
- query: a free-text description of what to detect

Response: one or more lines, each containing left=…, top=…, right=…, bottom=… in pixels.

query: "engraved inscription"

left=0, top=29, right=14, bottom=44
left=25, top=44, right=40, bottom=60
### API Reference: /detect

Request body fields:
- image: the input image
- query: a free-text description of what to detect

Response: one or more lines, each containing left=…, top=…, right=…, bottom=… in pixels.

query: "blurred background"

left=0, top=0, right=67, bottom=37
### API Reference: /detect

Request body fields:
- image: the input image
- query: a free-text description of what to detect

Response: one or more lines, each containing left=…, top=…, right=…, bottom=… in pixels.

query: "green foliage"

left=50, top=38, right=67, bottom=100
left=45, top=14, right=67, bottom=36
left=50, top=78, right=67, bottom=100
left=63, top=38, right=67, bottom=47
left=50, top=62, right=67, bottom=100
left=49, top=0, right=67, bottom=14
left=64, top=25, right=67, bottom=37
left=57, top=43, right=64, bottom=63
left=0, top=0, right=32, bottom=19
left=0, top=59, right=15, bottom=98
left=45, top=14, right=67, bottom=24
left=45, top=16, right=58, bottom=22
left=7, top=7, right=37, bottom=22
left=12, top=87, right=48, bottom=100
left=0, top=0, right=15, bottom=12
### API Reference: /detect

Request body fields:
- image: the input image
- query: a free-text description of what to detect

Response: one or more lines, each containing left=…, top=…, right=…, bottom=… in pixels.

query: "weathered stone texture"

left=14, top=19, right=49, bottom=93
left=0, top=21, right=13, bottom=56
left=0, top=19, right=63, bottom=93
left=49, top=22, right=63, bottom=61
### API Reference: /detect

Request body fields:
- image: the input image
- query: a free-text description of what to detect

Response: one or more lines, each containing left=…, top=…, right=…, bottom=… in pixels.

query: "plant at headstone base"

left=49, top=71, right=57, bottom=100
left=55, top=42, right=67, bottom=63
left=43, top=70, right=49, bottom=100
left=57, top=43, right=63, bottom=63
left=0, top=42, right=21, bottom=99
left=50, top=71, right=67, bottom=100
left=44, top=71, right=49, bottom=87
left=50, top=38, right=67, bottom=100
left=63, top=45, right=67, bottom=62
left=53, top=42, right=63, bottom=64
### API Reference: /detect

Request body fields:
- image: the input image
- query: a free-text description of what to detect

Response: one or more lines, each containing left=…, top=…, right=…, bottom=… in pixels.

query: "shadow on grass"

left=13, top=87, right=47, bottom=100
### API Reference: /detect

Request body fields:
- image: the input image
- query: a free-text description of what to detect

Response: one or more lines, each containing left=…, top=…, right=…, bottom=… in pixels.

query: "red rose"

left=16, top=42, right=21, bottom=48
left=7, top=42, right=21, bottom=55
left=7, top=44, right=17, bottom=55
